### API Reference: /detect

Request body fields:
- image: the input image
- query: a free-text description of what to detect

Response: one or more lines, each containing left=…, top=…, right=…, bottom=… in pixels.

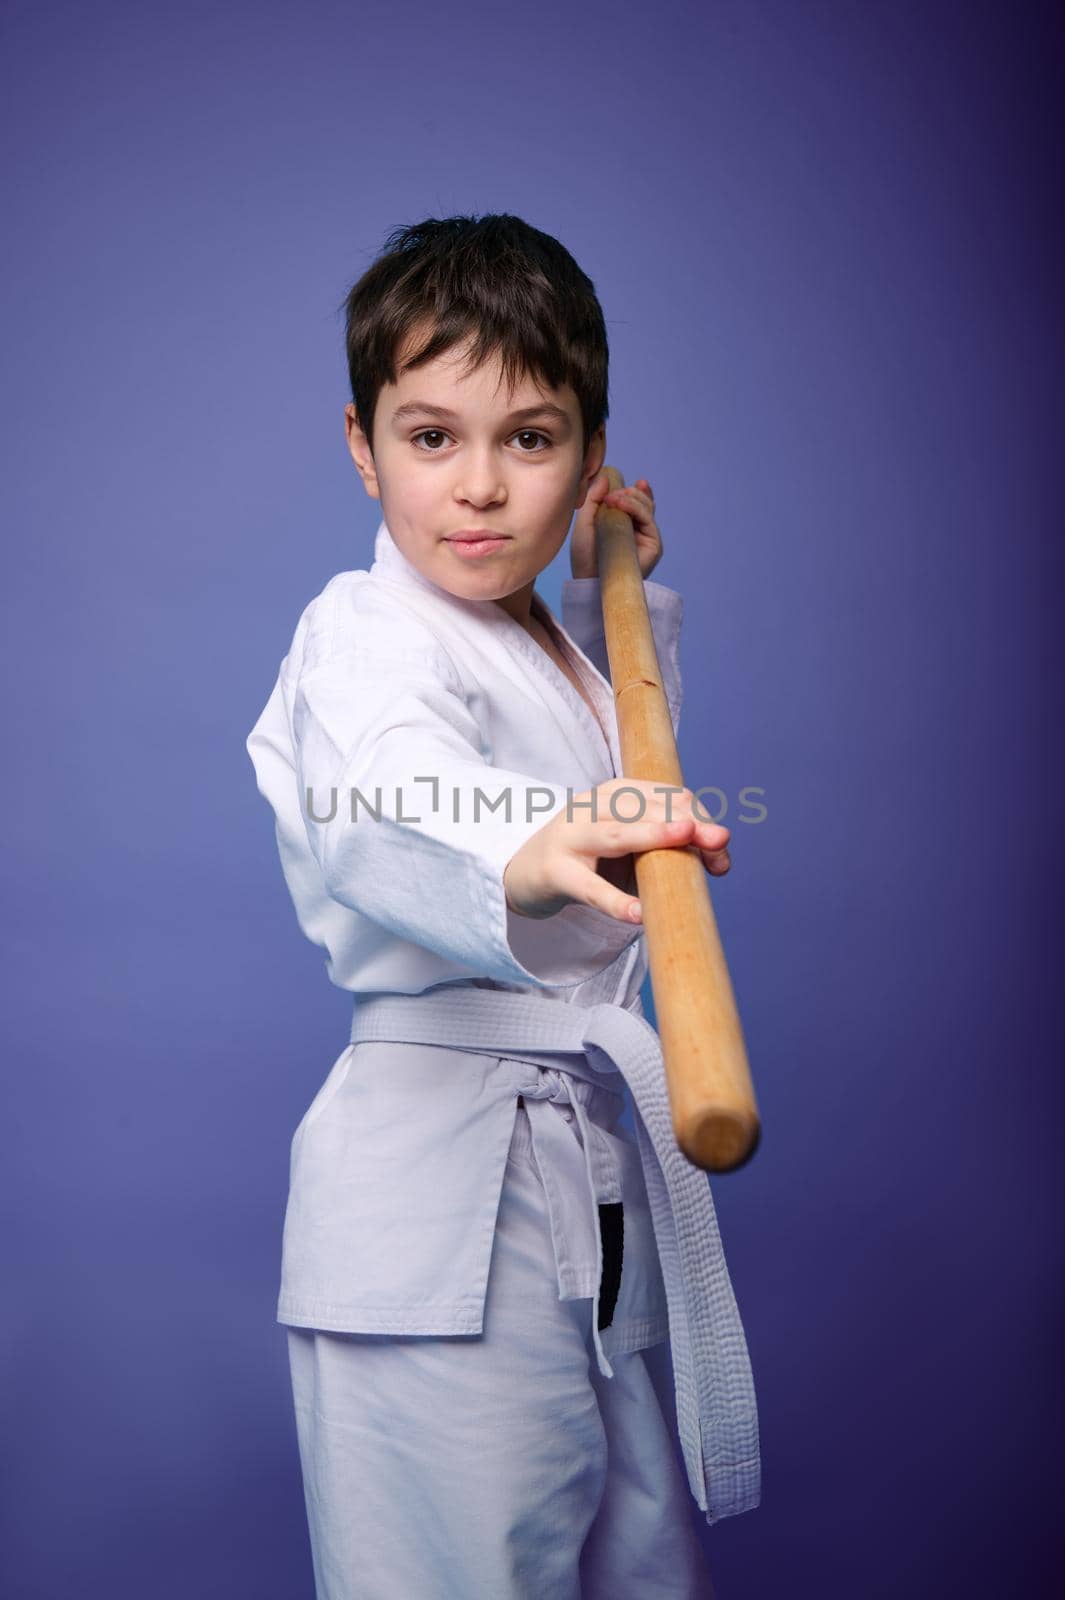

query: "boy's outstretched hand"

left=503, top=779, right=731, bottom=924
left=570, top=470, right=662, bottom=581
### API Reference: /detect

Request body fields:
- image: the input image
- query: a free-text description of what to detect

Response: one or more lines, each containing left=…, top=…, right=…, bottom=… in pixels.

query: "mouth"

left=444, top=532, right=511, bottom=558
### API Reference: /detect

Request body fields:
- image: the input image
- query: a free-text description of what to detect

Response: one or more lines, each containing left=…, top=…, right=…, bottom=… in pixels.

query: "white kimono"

left=246, top=517, right=760, bottom=1529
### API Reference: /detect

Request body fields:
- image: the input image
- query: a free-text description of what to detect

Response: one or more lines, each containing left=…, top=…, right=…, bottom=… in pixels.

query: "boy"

left=247, top=213, right=760, bottom=1599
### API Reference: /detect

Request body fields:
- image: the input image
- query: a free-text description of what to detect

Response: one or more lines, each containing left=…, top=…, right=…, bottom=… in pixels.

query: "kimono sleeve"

left=560, top=577, right=684, bottom=732
left=291, top=610, right=642, bottom=989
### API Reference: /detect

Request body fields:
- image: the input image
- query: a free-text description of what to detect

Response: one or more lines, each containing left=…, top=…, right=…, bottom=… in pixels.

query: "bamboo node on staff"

left=616, top=678, right=663, bottom=700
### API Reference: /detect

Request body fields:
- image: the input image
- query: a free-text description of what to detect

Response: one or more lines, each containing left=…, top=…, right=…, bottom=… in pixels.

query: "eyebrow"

left=390, top=401, right=572, bottom=426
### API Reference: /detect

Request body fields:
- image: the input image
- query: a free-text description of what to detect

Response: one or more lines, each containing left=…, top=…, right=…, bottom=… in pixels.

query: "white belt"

left=513, top=1069, right=627, bottom=1319
left=349, top=982, right=761, bottom=1524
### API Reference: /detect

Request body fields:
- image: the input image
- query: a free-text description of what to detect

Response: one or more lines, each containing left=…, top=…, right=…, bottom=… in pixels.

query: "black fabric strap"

left=596, top=1202, right=624, bottom=1330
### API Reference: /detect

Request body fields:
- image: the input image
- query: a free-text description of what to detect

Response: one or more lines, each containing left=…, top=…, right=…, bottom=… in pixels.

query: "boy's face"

left=344, top=330, right=605, bottom=621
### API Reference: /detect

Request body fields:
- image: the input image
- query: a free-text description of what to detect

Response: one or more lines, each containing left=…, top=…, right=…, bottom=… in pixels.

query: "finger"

left=605, top=488, right=652, bottom=511
left=578, top=814, right=696, bottom=859
left=702, top=847, right=731, bottom=875
left=604, top=497, right=657, bottom=531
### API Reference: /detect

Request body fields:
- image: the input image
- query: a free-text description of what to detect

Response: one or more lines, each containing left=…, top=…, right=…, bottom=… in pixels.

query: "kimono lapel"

left=368, top=518, right=619, bottom=777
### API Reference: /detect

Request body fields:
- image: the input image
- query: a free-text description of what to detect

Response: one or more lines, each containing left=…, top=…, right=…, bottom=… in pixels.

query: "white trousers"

left=286, top=1103, right=715, bottom=1599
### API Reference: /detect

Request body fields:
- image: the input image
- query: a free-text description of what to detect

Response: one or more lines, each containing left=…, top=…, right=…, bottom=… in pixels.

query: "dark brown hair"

left=338, top=213, right=609, bottom=458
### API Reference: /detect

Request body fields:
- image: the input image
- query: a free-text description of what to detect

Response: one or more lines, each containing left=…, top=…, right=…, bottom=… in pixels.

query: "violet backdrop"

left=2, top=1, right=1061, bottom=1595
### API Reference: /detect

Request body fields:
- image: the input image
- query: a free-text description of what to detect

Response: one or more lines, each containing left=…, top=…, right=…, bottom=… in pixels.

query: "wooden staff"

left=594, top=466, right=761, bottom=1174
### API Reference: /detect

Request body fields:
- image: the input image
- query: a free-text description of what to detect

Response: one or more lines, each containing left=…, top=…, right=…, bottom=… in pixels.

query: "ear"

left=344, top=404, right=380, bottom=501
left=574, top=425, right=607, bottom=508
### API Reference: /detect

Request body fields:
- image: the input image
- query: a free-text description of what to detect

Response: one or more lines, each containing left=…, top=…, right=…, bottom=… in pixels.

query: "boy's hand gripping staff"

left=594, top=466, right=761, bottom=1174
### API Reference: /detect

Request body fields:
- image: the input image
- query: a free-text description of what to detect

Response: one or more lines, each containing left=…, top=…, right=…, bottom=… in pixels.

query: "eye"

left=411, top=429, right=451, bottom=452
left=512, top=430, right=551, bottom=452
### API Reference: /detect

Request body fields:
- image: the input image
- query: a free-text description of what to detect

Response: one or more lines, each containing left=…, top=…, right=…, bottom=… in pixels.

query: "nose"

left=454, top=448, right=506, bottom=506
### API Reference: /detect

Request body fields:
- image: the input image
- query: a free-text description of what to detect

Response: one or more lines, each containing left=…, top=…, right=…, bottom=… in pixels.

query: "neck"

left=492, top=577, right=537, bottom=629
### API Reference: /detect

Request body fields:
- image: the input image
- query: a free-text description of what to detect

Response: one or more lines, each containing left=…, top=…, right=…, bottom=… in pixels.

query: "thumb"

left=571, top=470, right=619, bottom=578
left=586, top=468, right=615, bottom=508
left=565, top=857, right=643, bottom=925
left=576, top=468, right=612, bottom=518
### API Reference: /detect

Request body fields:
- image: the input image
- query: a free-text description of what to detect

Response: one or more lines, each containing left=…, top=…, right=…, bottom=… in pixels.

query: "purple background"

left=3, top=1, right=1061, bottom=1595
